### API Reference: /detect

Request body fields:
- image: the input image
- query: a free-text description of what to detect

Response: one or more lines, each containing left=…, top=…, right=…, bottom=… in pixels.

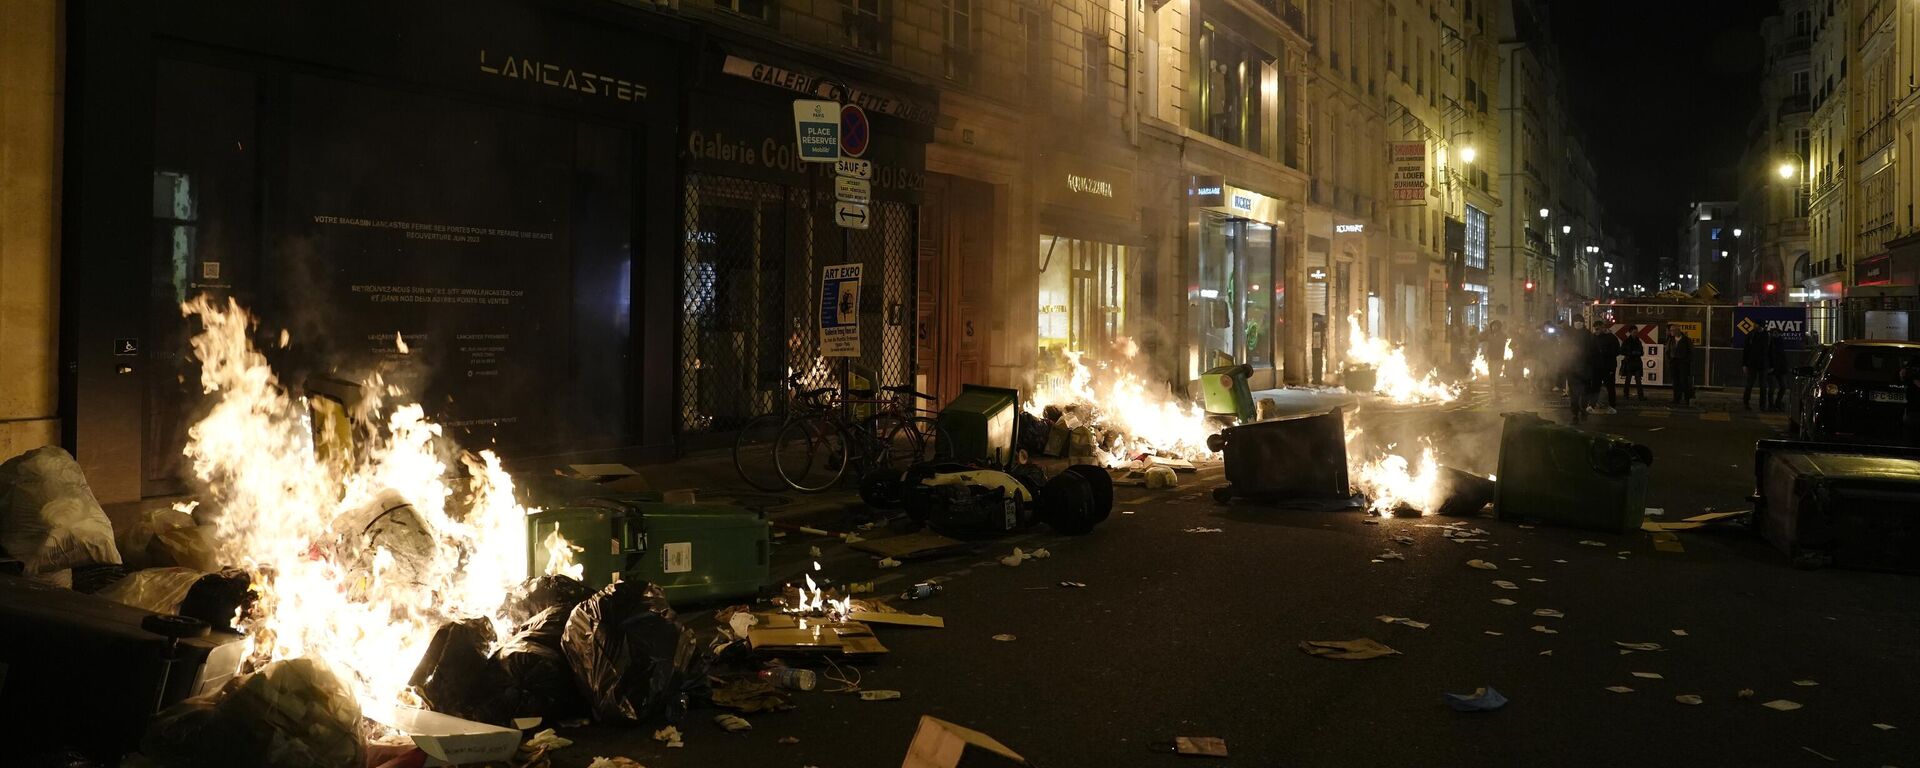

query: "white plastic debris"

left=1675, top=694, right=1704, bottom=705
left=1144, top=466, right=1179, bottom=489
left=727, top=612, right=757, bottom=639
left=1466, top=559, right=1499, bottom=570
left=1671, top=629, right=1689, bottom=636
left=713, top=713, right=752, bottom=732
left=1375, top=551, right=1405, bottom=561
left=1184, top=527, right=1225, bottom=534
left=1530, top=625, right=1558, bottom=634
left=1532, top=608, right=1564, bottom=618
left=1483, top=630, right=1503, bottom=636
left=1492, top=580, right=1519, bottom=590
left=525, top=729, right=573, bottom=750
left=1605, top=686, right=1634, bottom=693
left=653, top=726, right=684, bottom=748
left=1491, top=598, right=1517, bottom=606
left=1792, top=679, right=1819, bottom=687
left=1526, top=577, right=1547, bottom=583
left=1578, top=540, right=1607, bottom=547
left=876, top=557, right=902, bottom=568
left=1632, top=672, right=1664, bottom=680
left=1873, top=723, right=1896, bottom=730
left=999, top=547, right=1032, bottom=567
left=1539, top=650, right=1554, bottom=656
left=1762, top=699, right=1803, bottom=712
left=1030, top=548, right=1052, bottom=559
left=588, top=758, right=646, bottom=768
left=992, top=633, right=1016, bottom=642
left=1374, top=615, right=1431, bottom=629
left=1393, top=534, right=1415, bottom=545
left=808, top=546, right=822, bottom=558
left=1645, top=508, right=1665, bottom=517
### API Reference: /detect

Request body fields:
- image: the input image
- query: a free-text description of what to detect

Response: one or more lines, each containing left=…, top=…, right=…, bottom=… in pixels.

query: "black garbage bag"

left=491, top=606, right=587, bottom=723
left=142, top=657, right=364, bottom=768
left=178, top=568, right=254, bottom=631
left=561, top=580, right=700, bottom=724
left=503, top=574, right=592, bottom=625
left=409, top=618, right=510, bottom=725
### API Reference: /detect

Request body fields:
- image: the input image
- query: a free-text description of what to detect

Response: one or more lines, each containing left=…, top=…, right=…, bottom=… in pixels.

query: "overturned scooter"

left=862, top=461, right=1113, bottom=538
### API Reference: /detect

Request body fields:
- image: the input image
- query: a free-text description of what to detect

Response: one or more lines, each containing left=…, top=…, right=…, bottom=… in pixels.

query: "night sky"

left=1547, top=0, right=1776, bottom=273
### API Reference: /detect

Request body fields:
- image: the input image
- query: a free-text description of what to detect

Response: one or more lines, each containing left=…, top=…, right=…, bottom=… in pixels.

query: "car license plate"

left=1871, top=391, right=1907, bottom=403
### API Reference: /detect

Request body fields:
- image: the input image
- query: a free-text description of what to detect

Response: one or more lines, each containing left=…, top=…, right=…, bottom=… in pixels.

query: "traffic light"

left=1524, top=279, right=1535, bottom=292
left=1763, top=281, right=1778, bottom=294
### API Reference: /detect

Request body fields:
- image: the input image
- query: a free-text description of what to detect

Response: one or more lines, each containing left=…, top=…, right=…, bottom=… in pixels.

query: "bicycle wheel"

left=732, top=412, right=790, bottom=492
left=908, top=416, right=955, bottom=463
left=869, top=414, right=927, bottom=474
left=775, top=416, right=848, bottom=493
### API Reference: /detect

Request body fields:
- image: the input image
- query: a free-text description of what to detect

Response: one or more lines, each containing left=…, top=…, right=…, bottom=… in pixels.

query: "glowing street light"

left=1460, top=146, right=1478, bottom=163
left=1733, top=228, right=1743, bottom=237
left=1538, top=208, right=1550, bottom=218
left=1562, top=225, right=1572, bottom=234
left=1776, top=161, right=1797, bottom=179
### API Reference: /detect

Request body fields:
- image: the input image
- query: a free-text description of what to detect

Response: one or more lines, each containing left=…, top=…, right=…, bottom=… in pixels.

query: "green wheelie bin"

left=937, top=384, right=1021, bottom=464
left=526, top=493, right=770, bottom=604
left=1493, top=412, right=1654, bottom=534
left=1200, top=364, right=1256, bottom=423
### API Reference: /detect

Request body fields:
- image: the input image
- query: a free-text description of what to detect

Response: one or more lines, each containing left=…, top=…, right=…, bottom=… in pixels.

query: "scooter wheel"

left=1040, top=471, right=1098, bottom=535
left=1063, top=465, right=1114, bottom=523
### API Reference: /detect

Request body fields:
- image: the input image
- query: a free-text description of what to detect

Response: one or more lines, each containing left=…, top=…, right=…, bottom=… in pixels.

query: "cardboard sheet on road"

left=850, top=610, right=945, bottom=628
left=749, top=613, right=888, bottom=656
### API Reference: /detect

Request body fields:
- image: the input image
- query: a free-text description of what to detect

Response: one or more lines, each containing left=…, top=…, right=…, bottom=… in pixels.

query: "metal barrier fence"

left=679, top=172, right=916, bottom=436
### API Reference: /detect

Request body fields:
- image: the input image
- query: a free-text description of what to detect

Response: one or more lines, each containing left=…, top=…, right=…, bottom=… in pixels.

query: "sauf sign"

left=1731, top=307, right=1809, bottom=349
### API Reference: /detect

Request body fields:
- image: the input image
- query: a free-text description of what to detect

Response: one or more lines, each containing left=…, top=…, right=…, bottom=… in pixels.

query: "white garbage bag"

left=0, top=446, right=122, bottom=581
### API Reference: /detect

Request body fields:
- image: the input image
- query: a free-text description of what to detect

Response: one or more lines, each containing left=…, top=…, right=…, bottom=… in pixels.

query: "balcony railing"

left=1778, top=93, right=1810, bottom=116
left=1251, top=0, right=1310, bottom=40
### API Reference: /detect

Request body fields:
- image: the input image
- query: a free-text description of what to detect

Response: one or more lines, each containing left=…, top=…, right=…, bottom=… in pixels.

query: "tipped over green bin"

left=1494, top=412, right=1654, bottom=534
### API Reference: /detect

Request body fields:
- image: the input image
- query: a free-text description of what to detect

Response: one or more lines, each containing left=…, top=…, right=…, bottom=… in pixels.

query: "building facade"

left=1737, top=0, right=1812, bottom=307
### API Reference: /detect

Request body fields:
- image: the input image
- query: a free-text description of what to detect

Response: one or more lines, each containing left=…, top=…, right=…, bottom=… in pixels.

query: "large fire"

left=1023, top=350, right=1219, bottom=467
left=1344, top=315, right=1461, bottom=405
left=1346, top=426, right=1445, bottom=515
left=181, top=295, right=547, bottom=722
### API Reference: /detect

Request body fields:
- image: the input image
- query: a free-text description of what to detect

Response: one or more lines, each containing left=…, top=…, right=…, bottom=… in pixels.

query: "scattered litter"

left=1363, top=518, right=1381, bottom=525
left=1532, top=609, right=1564, bottom=618
left=1059, top=581, right=1087, bottom=588
left=1873, top=723, right=1896, bottom=730
left=1553, top=559, right=1568, bottom=563
left=1492, top=598, right=1517, bottom=606
left=1649, top=427, right=1665, bottom=432
left=779, top=736, right=801, bottom=745
left=1616, top=641, right=1664, bottom=652
left=1675, top=694, right=1703, bottom=705
left=710, top=677, right=797, bottom=712
left=1530, top=625, right=1558, bottom=635
left=713, top=713, right=753, bottom=733
left=1578, top=540, right=1607, bottom=547
left=1792, top=680, right=1819, bottom=687
left=858, top=690, right=902, bottom=701
left=1526, top=577, right=1547, bottom=583
left=1763, top=699, right=1804, bottom=712
left=1605, top=686, right=1634, bottom=694
left=1518, top=524, right=1536, bottom=529
left=1466, top=559, right=1499, bottom=570
left=1684, top=510, right=1748, bottom=523
left=653, top=726, right=684, bottom=748
left=900, top=582, right=943, bottom=600
left=1492, top=580, right=1519, bottom=590
left=1375, top=615, right=1431, bottom=629
left=1645, top=508, right=1665, bottom=517
left=1030, top=548, right=1052, bottom=559
left=1374, top=551, right=1406, bottom=561
left=1299, top=638, right=1401, bottom=660
left=588, top=758, right=646, bottom=768
left=1122, top=510, right=1135, bottom=515
left=1442, top=686, right=1508, bottom=712
left=1184, top=527, right=1225, bottom=534
left=1619, top=649, right=1635, bottom=655
left=1507, top=557, right=1522, bottom=561
left=1671, top=629, right=1689, bottom=636
left=524, top=729, right=573, bottom=751
left=808, top=546, right=822, bottom=558
left=877, top=557, right=902, bottom=568
left=1801, top=747, right=1837, bottom=762
left=1632, top=672, right=1665, bottom=680
left=992, top=633, right=1017, bottom=642
left=560, top=718, right=591, bottom=728
left=1483, top=631, right=1503, bottom=636
left=1393, top=534, right=1416, bottom=545
left=1173, top=736, right=1229, bottom=757
left=999, top=547, right=1032, bottom=567
left=1617, top=551, right=1632, bottom=556
left=1738, top=689, right=1756, bottom=699
left=1539, top=650, right=1553, bottom=656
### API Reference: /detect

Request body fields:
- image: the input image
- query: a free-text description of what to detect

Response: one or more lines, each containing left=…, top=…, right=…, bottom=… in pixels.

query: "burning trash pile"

left=1343, top=315, right=1463, bottom=405
left=1021, top=351, right=1221, bottom=468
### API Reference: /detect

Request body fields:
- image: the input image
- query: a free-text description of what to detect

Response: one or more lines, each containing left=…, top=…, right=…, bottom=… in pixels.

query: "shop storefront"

left=1035, top=151, right=1141, bottom=378
left=678, top=42, right=934, bottom=441
left=1187, top=177, right=1287, bottom=390
left=65, top=0, right=688, bottom=500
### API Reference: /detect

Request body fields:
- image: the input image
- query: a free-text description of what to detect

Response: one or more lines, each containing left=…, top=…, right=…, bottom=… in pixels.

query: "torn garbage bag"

left=494, top=606, right=587, bottom=723
left=141, top=657, right=364, bottom=768
left=504, top=574, right=592, bottom=624
left=563, top=580, right=703, bottom=723
left=410, top=618, right=511, bottom=726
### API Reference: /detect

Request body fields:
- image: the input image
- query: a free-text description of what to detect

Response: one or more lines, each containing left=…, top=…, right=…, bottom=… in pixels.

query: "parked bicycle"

left=733, top=374, right=950, bottom=493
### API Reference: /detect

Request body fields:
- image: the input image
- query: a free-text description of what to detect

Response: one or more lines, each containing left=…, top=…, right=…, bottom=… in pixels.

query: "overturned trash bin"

left=1200, top=364, right=1256, bottom=424
left=1494, top=412, right=1652, bottom=533
left=1207, top=407, right=1350, bottom=504
left=1753, top=439, right=1920, bottom=572
left=1435, top=467, right=1498, bottom=517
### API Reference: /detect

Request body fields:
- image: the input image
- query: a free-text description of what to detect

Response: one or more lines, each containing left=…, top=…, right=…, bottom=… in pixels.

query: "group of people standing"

left=1478, top=319, right=1698, bottom=425
left=1740, top=325, right=1792, bottom=411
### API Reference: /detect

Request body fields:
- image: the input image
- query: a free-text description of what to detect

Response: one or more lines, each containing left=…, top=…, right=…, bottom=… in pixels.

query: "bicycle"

left=773, top=383, right=952, bottom=493
left=732, top=373, right=836, bottom=492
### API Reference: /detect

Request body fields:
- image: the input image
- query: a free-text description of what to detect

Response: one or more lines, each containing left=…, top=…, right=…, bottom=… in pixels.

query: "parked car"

left=1787, top=340, right=1920, bottom=445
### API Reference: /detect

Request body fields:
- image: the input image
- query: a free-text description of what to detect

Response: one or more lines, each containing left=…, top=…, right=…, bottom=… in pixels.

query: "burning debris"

left=1024, top=350, right=1220, bottom=468
left=1344, top=315, right=1462, bottom=405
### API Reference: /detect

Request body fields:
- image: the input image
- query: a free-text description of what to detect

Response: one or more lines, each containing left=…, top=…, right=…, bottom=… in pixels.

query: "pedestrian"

left=1590, top=324, right=1621, bottom=414
left=1619, top=325, right=1648, bottom=401
left=1767, top=330, right=1792, bottom=411
left=1668, top=329, right=1696, bottom=407
left=1742, top=326, right=1773, bottom=410
left=1481, top=320, right=1508, bottom=400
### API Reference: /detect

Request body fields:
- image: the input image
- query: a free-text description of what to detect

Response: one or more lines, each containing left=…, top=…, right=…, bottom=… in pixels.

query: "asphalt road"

left=556, top=388, right=1919, bottom=768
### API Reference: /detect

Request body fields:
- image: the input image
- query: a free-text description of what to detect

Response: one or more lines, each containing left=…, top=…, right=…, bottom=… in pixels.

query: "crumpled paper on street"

left=1375, top=615, right=1430, bottom=629
left=524, top=729, right=573, bottom=751
left=1763, top=699, right=1803, bottom=711
left=1466, top=559, right=1499, bottom=570
left=713, top=713, right=752, bottom=733
left=709, top=678, right=795, bottom=713
left=1442, top=686, right=1507, bottom=712
left=1299, top=638, right=1400, bottom=660
left=653, top=726, right=683, bottom=748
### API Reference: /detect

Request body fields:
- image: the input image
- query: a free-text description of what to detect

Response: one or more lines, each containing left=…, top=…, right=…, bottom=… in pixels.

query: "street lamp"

left=1538, top=208, right=1550, bottom=218
left=1733, top=228, right=1743, bottom=237
left=1562, top=225, right=1571, bottom=235
left=1776, top=161, right=1797, bottom=179
left=1460, top=146, right=1478, bottom=164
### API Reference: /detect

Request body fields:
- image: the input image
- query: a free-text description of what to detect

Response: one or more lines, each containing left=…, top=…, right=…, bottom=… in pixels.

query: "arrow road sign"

left=834, top=201, right=871, bottom=230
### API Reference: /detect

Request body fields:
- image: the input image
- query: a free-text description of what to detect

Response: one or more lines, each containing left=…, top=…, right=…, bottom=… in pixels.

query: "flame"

left=1023, top=350, right=1219, bottom=467
left=180, top=295, right=531, bottom=722
left=1344, top=315, right=1460, bottom=404
left=1470, top=350, right=1490, bottom=380
left=541, top=528, right=584, bottom=581
left=1347, top=427, right=1445, bottom=515
left=1503, top=339, right=1514, bottom=361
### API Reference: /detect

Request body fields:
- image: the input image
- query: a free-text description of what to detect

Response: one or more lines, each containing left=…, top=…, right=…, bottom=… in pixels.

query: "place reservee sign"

left=1731, top=307, right=1808, bottom=349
